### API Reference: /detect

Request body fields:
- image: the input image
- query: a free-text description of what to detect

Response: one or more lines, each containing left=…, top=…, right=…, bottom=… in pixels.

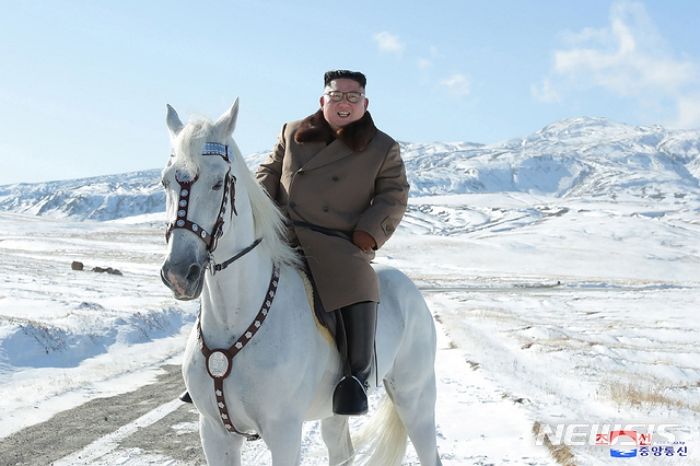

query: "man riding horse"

left=181, top=70, right=409, bottom=415
left=256, top=70, right=409, bottom=415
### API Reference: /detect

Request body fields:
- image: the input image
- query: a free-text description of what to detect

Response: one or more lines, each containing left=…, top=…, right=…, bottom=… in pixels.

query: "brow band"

left=202, top=143, right=229, bottom=161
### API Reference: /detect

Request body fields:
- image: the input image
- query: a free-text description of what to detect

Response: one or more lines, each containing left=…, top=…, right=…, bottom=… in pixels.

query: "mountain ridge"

left=2, top=117, right=698, bottom=220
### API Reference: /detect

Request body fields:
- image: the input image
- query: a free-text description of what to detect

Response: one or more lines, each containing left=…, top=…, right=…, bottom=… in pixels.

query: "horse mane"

left=228, top=140, right=302, bottom=269
left=173, top=118, right=301, bottom=269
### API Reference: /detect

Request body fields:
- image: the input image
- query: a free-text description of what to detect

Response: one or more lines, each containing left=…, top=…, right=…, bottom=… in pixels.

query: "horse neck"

left=198, top=214, right=273, bottom=349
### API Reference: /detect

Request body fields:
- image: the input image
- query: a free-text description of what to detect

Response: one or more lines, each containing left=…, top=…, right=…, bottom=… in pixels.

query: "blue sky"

left=1, top=0, right=700, bottom=184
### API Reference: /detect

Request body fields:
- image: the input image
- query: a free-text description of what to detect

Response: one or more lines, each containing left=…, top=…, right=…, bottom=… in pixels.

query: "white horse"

left=160, top=100, right=442, bottom=466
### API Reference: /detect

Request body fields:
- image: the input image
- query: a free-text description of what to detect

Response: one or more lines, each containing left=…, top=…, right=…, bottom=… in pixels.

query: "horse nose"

left=161, top=261, right=183, bottom=290
left=160, top=258, right=205, bottom=300
left=160, top=260, right=188, bottom=292
left=186, top=264, right=202, bottom=283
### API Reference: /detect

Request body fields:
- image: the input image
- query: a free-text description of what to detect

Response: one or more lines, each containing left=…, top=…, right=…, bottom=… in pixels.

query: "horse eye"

left=161, top=178, right=168, bottom=188
left=212, top=180, right=224, bottom=191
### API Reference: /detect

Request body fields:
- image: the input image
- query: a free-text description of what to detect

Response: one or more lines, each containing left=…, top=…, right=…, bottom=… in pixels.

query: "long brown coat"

left=256, top=110, right=409, bottom=311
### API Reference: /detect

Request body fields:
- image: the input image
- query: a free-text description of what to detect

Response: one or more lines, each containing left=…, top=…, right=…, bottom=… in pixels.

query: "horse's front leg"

left=321, top=415, right=353, bottom=465
left=199, top=415, right=243, bottom=466
left=261, top=419, right=303, bottom=466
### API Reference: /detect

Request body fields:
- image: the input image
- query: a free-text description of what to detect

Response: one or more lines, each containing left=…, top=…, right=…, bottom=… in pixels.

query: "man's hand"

left=352, top=230, right=376, bottom=252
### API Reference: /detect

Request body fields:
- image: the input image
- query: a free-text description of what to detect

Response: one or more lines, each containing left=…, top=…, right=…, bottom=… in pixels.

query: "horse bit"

left=165, top=142, right=279, bottom=441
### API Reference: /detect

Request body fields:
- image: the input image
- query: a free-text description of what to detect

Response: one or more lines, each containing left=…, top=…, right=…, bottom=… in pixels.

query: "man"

left=256, top=70, right=409, bottom=415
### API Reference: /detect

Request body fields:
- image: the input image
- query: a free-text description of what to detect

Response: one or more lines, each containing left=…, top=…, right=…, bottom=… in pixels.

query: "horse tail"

left=351, top=395, right=408, bottom=466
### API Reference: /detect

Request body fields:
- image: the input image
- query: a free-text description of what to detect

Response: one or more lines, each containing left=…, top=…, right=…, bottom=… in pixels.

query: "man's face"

left=320, top=78, right=369, bottom=130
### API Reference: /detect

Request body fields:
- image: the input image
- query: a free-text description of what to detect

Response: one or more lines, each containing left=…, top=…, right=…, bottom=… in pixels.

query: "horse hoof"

left=332, top=376, right=368, bottom=415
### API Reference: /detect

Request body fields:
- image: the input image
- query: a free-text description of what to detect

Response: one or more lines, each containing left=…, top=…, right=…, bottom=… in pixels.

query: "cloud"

left=373, top=31, right=404, bottom=55
left=417, top=58, right=432, bottom=70
left=537, top=1, right=700, bottom=127
left=674, top=94, right=700, bottom=128
left=531, top=78, right=560, bottom=103
left=417, top=46, right=441, bottom=70
left=440, top=74, right=470, bottom=97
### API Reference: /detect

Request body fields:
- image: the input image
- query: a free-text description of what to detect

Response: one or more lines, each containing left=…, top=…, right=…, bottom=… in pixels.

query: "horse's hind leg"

left=385, top=373, right=442, bottom=466
left=321, top=415, right=353, bottom=465
left=199, top=415, right=243, bottom=466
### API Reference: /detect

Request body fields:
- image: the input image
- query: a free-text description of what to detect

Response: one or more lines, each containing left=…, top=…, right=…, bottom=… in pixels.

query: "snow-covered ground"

left=1, top=117, right=699, bottom=464
left=1, top=187, right=698, bottom=464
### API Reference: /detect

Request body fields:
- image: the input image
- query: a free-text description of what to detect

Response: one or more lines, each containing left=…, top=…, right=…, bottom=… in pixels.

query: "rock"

left=71, top=261, right=84, bottom=271
left=92, top=266, right=123, bottom=276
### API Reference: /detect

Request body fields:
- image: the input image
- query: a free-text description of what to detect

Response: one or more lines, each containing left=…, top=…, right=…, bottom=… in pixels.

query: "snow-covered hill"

left=403, top=117, right=700, bottom=199
left=0, top=170, right=164, bottom=221
left=1, top=117, right=698, bottom=220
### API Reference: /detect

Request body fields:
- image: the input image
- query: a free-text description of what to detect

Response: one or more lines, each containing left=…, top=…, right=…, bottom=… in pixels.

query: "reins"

left=209, top=238, right=263, bottom=274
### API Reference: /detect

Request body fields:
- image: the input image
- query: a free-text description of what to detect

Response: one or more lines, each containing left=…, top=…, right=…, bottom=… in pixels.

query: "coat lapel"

left=292, top=109, right=378, bottom=172
left=301, top=139, right=353, bottom=171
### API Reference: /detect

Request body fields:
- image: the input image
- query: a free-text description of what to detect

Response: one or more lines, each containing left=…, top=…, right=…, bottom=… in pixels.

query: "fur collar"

left=294, top=110, right=377, bottom=152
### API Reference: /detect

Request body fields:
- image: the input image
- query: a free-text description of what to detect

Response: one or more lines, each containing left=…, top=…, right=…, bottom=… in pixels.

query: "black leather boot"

left=332, top=301, right=377, bottom=415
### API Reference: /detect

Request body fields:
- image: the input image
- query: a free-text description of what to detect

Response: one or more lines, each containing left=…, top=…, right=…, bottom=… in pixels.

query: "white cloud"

left=373, top=31, right=404, bottom=55
left=536, top=1, right=700, bottom=127
left=417, top=58, right=432, bottom=70
left=417, top=46, right=440, bottom=70
left=531, top=78, right=560, bottom=103
left=673, top=94, right=700, bottom=128
left=440, top=74, right=470, bottom=97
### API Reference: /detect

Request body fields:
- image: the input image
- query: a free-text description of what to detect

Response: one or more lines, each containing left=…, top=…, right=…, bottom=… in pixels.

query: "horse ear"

left=215, top=98, right=240, bottom=137
left=166, top=104, right=184, bottom=136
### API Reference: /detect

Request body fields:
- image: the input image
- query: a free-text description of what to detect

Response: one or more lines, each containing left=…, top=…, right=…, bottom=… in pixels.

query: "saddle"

left=298, top=264, right=378, bottom=388
left=297, top=266, right=337, bottom=344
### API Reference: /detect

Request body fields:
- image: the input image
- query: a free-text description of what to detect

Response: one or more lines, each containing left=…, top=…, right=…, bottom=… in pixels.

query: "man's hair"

left=324, top=70, right=367, bottom=88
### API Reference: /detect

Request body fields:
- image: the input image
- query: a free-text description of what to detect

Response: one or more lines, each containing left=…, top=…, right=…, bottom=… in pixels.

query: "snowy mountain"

left=403, top=117, right=700, bottom=199
left=0, top=170, right=164, bottom=221
left=1, top=117, right=698, bottom=220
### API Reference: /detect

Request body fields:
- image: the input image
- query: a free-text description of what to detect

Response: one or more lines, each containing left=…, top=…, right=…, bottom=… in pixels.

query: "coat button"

left=331, top=175, right=339, bottom=182
left=322, top=206, right=329, bottom=212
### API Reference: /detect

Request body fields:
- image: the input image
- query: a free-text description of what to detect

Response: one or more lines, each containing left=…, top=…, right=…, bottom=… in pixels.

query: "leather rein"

left=165, top=142, right=277, bottom=441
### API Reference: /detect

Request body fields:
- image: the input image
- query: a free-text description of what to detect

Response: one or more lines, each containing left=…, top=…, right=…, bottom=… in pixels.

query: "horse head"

left=160, top=100, right=243, bottom=300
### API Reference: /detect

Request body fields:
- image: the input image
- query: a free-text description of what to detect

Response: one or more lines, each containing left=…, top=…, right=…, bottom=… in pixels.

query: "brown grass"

left=532, top=421, right=577, bottom=466
left=603, top=382, right=700, bottom=412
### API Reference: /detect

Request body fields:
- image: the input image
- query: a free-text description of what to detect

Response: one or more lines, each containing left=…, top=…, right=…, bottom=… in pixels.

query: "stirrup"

left=332, top=376, right=368, bottom=415
left=179, top=390, right=193, bottom=404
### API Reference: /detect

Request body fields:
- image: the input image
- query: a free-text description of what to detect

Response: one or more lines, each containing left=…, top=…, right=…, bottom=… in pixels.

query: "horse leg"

left=385, top=376, right=442, bottom=466
left=262, top=420, right=303, bottom=466
left=321, top=415, right=353, bottom=465
left=199, top=415, right=243, bottom=466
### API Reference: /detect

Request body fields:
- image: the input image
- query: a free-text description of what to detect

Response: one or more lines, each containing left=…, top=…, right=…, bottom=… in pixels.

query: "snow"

left=1, top=117, right=699, bottom=464
left=2, top=117, right=699, bottom=221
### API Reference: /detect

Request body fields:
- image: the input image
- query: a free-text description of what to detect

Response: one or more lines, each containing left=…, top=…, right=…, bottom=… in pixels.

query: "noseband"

left=165, top=142, right=260, bottom=272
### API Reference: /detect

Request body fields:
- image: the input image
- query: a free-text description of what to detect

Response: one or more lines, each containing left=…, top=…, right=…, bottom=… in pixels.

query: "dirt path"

left=0, top=365, right=204, bottom=465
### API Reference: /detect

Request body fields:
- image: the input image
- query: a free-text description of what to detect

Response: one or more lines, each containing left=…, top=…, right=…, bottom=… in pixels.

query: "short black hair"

left=324, top=70, right=367, bottom=88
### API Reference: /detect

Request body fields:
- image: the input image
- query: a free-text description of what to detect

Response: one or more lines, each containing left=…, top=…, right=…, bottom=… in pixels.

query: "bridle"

left=164, top=142, right=260, bottom=273
left=164, top=142, right=277, bottom=442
